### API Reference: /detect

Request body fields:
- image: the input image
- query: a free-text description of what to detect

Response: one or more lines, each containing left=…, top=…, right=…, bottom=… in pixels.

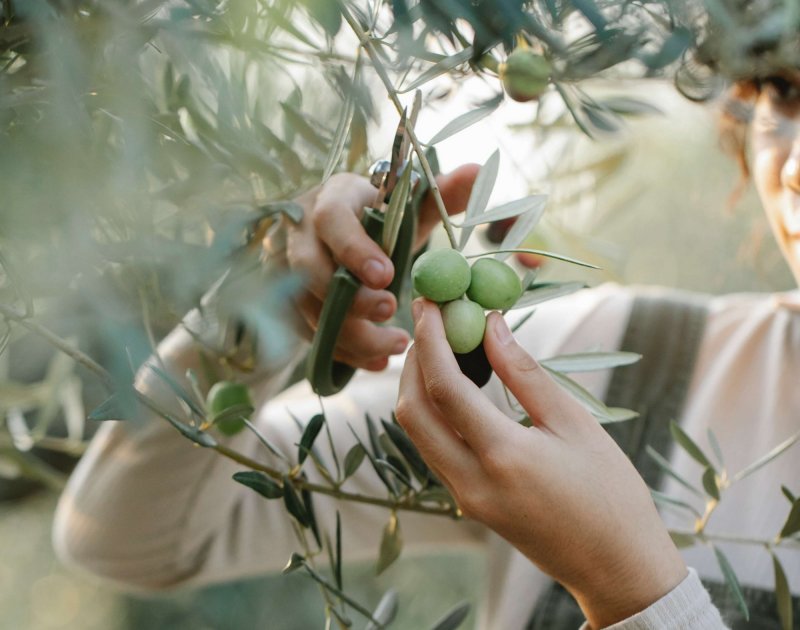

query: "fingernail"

left=372, top=300, right=393, bottom=321
left=393, top=337, right=409, bottom=354
left=493, top=315, right=513, bottom=345
left=411, top=300, right=422, bottom=323
left=362, top=259, right=387, bottom=286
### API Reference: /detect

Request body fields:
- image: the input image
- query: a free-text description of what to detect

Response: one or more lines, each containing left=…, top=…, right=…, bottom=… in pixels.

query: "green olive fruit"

left=500, top=49, right=551, bottom=102
left=467, top=258, right=522, bottom=310
left=412, top=248, right=471, bottom=303
left=441, top=299, right=486, bottom=354
left=206, top=381, right=253, bottom=436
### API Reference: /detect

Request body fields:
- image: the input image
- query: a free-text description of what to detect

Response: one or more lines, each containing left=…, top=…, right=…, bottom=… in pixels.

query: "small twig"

left=0, top=303, right=115, bottom=392
left=341, top=5, right=459, bottom=249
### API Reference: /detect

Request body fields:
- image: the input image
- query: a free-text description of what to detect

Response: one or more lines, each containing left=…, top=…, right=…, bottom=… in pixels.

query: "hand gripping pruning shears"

left=306, top=111, right=439, bottom=396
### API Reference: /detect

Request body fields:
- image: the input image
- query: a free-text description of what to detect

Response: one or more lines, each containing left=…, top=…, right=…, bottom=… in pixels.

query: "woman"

left=52, top=73, right=799, bottom=629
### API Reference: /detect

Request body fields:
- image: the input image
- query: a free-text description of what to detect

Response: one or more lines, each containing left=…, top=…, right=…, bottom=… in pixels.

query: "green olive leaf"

left=543, top=366, right=611, bottom=419
left=375, top=457, right=414, bottom=490
left=771, top=552, right=793, bottom=630
left=429, top=601, right=471, bottom=630
left=232, top=470, right=284, bottom=499
left=459, top=149, right=500, bottom=250
left=343, top=442, right=367, bottom=479
left=646, top=446, right=704, bottom=499
left=781, top=486, right=797, bottom=504
left=669, top=420, right=714, bottom=471
left=713, top=545, right=749, bottom=621
left=779, top=498, right=800, bottom=539
left=426, top=96, right=501, bottom=146
left=382, top=160, right=413, bottom=256
left=298, top=413, right=325, bottom=466
left=376, top=513, right=403, bottom=575
left=707, top=429, right=726, bottom=469
left=365, top=588, right=399, bottom=630
left=87, top=393, right=125, bottom=421
left=282, top=475, right=310, bottom=528
left=282, top=552, right=305, bottom=575
left=668, top=531, right=698, bottom=549
left=301, top=486, right=321, bottom=548
left=541, top=351, right=641, bottom=373
left=457, top=194, right=547, bottom=228
left=702, top=466, right=720, bottom=501
left=650, top=489, right=702, bottom=520
left=398, top=47, right=474, bottom=94
left=382, top=418, right=433, bottom=484
left=732, top=430, right=800, bottom=483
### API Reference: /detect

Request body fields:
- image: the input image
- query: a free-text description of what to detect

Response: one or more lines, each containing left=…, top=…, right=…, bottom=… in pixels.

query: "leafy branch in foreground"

left=651, top=422, right=800, bottom=628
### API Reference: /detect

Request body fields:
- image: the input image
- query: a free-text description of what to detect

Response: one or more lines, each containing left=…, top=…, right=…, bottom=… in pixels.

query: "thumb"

left=415, top=163, right=480, bottom=248
left=483, top=312, right=587, bottom=432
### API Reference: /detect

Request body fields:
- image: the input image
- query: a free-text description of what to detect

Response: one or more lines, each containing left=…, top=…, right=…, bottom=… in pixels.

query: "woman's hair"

left=717, top=80, right=759, bottom=208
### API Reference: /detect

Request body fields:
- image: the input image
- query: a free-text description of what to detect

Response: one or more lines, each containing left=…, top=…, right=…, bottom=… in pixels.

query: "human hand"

left=396, top=299, right=687, bottom=629
left=278, top=166, right=478, bottom=372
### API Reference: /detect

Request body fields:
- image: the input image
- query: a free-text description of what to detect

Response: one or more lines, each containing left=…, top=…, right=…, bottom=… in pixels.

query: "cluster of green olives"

left=411, top=249, right=522, bottom=354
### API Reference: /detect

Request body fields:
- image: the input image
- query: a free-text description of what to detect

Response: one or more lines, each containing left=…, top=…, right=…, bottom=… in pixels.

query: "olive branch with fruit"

left=1, top=1, right=800, bottom=628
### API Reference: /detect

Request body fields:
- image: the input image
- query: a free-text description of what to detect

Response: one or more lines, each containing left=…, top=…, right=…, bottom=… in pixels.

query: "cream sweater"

left=53, top=283, right=800, bottom=628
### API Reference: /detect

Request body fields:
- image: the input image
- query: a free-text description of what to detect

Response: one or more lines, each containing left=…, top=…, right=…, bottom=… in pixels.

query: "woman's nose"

left=782, top=140, right=800, bottom=194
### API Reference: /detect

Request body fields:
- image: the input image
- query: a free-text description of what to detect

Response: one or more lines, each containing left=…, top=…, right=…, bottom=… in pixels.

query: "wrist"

left=572, top=537, right=687, bottom=629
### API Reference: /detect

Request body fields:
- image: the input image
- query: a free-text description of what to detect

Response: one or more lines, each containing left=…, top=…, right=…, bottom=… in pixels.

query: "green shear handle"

left=306, top=151, right=439, bottom=396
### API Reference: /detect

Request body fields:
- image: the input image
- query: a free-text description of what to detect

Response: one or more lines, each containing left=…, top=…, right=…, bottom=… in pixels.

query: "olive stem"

left=341, top=5, right=459, bottom=250
left=0, top=302, right=115, bottom=392
left=669, top=528, right=800, bottom=550
left=465, top=248, right=600, bottom=269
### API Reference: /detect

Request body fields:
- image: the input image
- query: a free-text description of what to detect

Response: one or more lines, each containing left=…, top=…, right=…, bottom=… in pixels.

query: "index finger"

left=411, top=299, right=509, bottom=448
left=311, top=174, right=393, bottom=290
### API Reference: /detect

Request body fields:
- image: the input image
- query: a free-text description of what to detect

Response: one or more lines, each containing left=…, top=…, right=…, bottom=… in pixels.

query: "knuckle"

left=479, top=445, right=514, bottom=480
left=311, top=202, right=334, bottom=230
left=425, top=374, right=455, bottom=407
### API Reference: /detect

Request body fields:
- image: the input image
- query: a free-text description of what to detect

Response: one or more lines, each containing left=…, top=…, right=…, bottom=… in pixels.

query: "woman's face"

left=750, top=73, right=800, bottom=286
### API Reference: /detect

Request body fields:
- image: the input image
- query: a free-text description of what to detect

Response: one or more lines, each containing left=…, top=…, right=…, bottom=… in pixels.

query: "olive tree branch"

left=0, top=302, right=115, bottom=392
left=341, top=5, right=459, bottom=250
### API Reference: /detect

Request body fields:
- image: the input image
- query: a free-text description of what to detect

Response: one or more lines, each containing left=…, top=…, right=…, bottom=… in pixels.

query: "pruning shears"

left=306, top=110, right=438, bottom=396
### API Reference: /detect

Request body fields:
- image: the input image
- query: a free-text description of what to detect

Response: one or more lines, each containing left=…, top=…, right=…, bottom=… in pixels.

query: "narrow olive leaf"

left=732, top=430, right=800, bottom=483
left=598, top=96, right=663, bottom=117
left=669, top=420, right=714, bottom=470
left=581, top=102, right=622, bottom=133
left=343, top=443, right=366, bottom=479
left=88, top=394, right=125, bottom=421
left=382, top=161, right=413, bottom=255
left=243, top=419, right=290, bottom=462
left=429, top=601, right=471, bottom=630
left=365, top=589, right=399, bottom=630
left=302, top=487, right=322, bottom=548
left=702, top=467, right=720, bottom=501
left=713, top=545, right=749, bottom=620
left=279, top=102, right=328, bottom=153
left=707, top=429, right=725, bottom=469
left=282, top=552, right=305, bottom=575
left=348, top=423, right=398, bottom=496
left=417, top=486, right=457, bottom=508
left=398, top=47, right=474, bottom=94
left=473, top=248, right=600, bottom=269
left=376, top=514, right=403, bottom=575
left=232, top=471, right=284, bottom=499
left=426, top=98, right=500, bottom=146
left=365, top=414, right=385, bottom=459
left=779, top=498, right=800, bottom=539
left=329, top=606, right=353, bottom=628
left=162, top=413, right=218, bottom=448
left=459, top=149, right=500, bottom=250
left=510, top=309, right=535, bottom=333
left=597, top=407, right=639, bottom=424
left=298, top=413, right=325, bottom=466
left=771, top=552, right=793, bottom=630
left=541, top=352, right=641, bottom=373
left=544, top=367, right=610, bottom=418
left=495, top=208, right=548, bottom=262
left=781, top=486, right=796, bottom=504
left=668, top=531, right=698, bottom=549
left=211, top=403, right=254, bottom=427
left=509, top=282, right=586, bottom=310
left=382, top=419, right=432, bottom=484
left=322, top=84, right=357, bottom=183
left=645, top=446, right=705, bottom=498
left=650, top=489, right=703, bottom=519
left=375, top=458, right=414, bottom=490
left=148, top=365, right=205, bottom=419
left=457, top=195, right=548, bottom=229
left=335, top=511, right=343, bottom=591
left=282, top=475, right=310, bottom=528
